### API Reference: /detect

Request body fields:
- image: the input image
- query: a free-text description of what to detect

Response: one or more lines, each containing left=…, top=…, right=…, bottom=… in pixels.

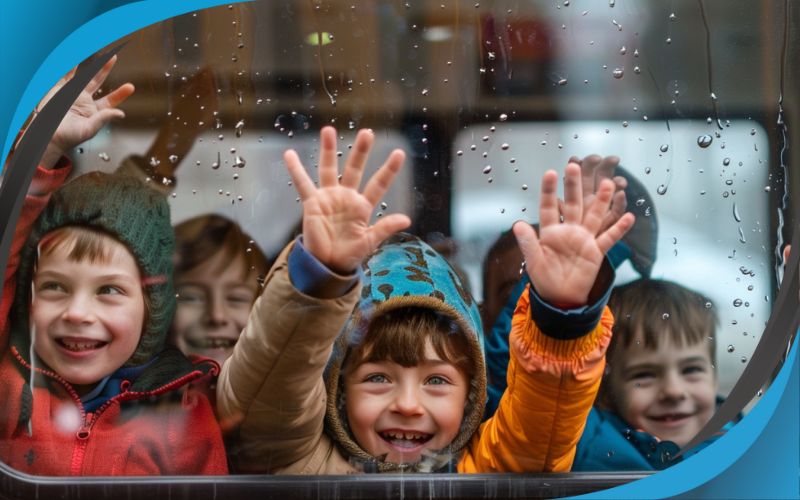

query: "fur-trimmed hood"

left=323, top=233, right=486, bottom=472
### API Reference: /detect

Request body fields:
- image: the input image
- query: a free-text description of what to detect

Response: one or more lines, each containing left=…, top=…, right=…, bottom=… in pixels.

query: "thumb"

left=368, top=214, right=412, bottom=247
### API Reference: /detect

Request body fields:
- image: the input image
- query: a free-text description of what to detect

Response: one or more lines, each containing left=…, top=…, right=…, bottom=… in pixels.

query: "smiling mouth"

left=379, top=431, right=433, bottom=449
left=649, top=412, right=694, bottom=423
left=185, top=337, right=237, bottom=349
left=57, top=338, right=107, bottom=352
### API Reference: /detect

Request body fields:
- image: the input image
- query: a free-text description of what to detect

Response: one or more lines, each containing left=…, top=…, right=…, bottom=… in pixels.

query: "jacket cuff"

left=288, top=236, right=359, bottom=299
left=29, top=158, right=71, bottom=195
left=528, top=257, right=615, bottom=340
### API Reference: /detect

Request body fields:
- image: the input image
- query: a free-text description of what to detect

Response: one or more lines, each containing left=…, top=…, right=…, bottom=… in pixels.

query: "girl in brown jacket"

left=216, top=126, right=634, bottom=474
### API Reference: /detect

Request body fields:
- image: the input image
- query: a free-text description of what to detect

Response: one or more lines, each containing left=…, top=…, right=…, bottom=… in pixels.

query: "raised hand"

left=40, top=55, right=135, bottom=168
left=513, top=162, right=635, bottom=306
left=284, top=126, right=412, bottom=274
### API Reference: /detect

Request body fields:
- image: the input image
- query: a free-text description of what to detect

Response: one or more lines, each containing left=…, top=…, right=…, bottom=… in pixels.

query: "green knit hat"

left=12, top=171, right=175, bottom=366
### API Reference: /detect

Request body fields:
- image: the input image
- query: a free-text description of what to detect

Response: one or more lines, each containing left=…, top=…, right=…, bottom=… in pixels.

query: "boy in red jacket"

left=0, top=56, right=228, bottom=476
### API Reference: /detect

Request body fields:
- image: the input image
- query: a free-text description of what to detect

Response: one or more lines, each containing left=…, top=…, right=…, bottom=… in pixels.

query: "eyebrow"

left=35, top=269, right=139, bottom=283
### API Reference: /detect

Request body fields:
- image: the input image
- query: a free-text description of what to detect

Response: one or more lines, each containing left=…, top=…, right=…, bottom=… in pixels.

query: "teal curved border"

left=0, top=0, right=251, bottom=173
left=0, top=1, right=798, bottom=498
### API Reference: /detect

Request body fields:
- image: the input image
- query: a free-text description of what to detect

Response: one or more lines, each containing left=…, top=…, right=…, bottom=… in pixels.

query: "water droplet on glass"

left=635, top=198, right=645, bottom=207
left=421, top=88, right=429, bottom=96
left=233, top=156, right=246, bottom=168
left=499, top=113, right=508, bottom=121
left=619, top=46, right=627, bottom=55
left=235, top=119, right=245, bottom=137
left=738, top=227, right=746, bottom=243
left=656, top=184, right=668, bottom=195
left=557, top=78, right=568, bottom=86
left=501, top=143, right=509, bottom=150
left=740, top=356, right=748, bottom=363
left=487, top=51, right=496, bottom=61
left=456, top=150, right=463, bottom=156
left=212, top=152, right=221, bottom=169
left=612, top=68, right=624, bottom=79
left=733, top=203, right=741, bottom=222
left=722, top=157, right=731, bottom=166
left=644, top=167, right=651, bottom=174
left=168, top=154, right=179, bottom=164
left=521, top=184, right=528, bottom=191
left=697, top=134, right=713, bottom=148
left=482, top=165, right=493, bottom=174
left=661, top=313, right=670, bottom=320
left=733, top=298, right=743, bottom=307
left=98, top=152, right=110, bottom=162
left=705, top=301, right=713, bottom=309
left=750, top=128, right=757, bottom=136
left=659, top=144, right=669, bottom=153
left=727, top=345, right=735, bottom=353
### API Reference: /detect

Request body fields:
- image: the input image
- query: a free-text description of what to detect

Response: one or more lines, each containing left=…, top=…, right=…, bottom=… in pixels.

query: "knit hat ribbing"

left=12, top=171, right=175, bottom=366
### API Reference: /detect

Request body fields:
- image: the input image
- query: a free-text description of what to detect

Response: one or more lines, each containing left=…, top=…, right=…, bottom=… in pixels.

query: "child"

left=171, top=214, right=271, bottom=366
left=0, top=58, right=228, bottom=475
left=216, top=126, right=634, bottom=473
left=572, top=278, right=722, bottom=471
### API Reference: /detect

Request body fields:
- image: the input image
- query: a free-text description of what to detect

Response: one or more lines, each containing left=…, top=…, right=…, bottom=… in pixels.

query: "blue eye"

left=365, top=374, right=388, bottom=384
left=426, top=376, right=450, bottom=386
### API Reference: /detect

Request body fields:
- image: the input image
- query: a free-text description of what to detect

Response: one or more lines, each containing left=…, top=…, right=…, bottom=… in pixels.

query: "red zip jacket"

left=0, top=345, right=228, bottom=475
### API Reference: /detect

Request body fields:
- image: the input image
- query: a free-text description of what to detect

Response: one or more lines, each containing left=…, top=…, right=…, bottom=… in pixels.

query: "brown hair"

left=37, top=225, right=151, bottom=325
left=606, top=279, right=718, bottom=365
left=173, top=214, right=270, bottom=286
left=344, top=307, right=476, bottom=382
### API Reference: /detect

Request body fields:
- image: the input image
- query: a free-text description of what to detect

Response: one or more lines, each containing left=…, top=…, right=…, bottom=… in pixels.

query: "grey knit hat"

left=12, top=171, right=175, bottom=366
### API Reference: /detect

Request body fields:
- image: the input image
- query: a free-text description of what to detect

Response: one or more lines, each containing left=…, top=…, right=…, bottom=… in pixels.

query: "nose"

left=389, top=384, right=424, bottom=417
left=61, top=294, right=96, bottom=324
left=205, top=295, right=230, bottom=327
left=659, top=371, right=688, bottom=402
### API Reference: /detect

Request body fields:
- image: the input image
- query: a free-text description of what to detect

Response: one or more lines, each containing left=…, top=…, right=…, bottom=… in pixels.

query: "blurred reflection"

left=172, top=214, right=270, bottom=365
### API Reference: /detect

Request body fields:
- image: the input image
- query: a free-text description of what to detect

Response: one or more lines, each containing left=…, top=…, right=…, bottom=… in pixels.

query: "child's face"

left=31, top=239, right=145, bottom=394
left=608, top=333, right=718, bottom=447
left=172, top=251, right=259, bottom=365
left=343, top=338, right=469, bottom=464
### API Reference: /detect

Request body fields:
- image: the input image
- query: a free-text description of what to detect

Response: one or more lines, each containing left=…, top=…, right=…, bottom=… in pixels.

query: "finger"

left=583, top=178, right=616, bottom=235
left=362, top=149, right=405, bottom=206
left=538, top=170, right=560, bottom=228
left=600, top=189, right=628, bottom=232
left=340, top=128, right=374, bottom=189
left=562, top=163, right=583, bottom=224
left=96, top=83, right=135, bottom=110
left=85, top=55, right=118, bottom=95
left=84, top=109, right=126, bottom=136
left=368, top=213, right=412, bottom=246
left=512, top=220, right=542, bottom=267
left=318, top=126, right=339, bottom=187
left=284, top=149, right=317, bottom=201
left=596, top=213, right=635, bottom=255
left=580, top=154, right=602, bottom=192
left=783, top=245, right=791, bottom=265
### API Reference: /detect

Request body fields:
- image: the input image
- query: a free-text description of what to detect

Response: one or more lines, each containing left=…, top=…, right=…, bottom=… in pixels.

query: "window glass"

left=6, top=0, right=797, bottom=485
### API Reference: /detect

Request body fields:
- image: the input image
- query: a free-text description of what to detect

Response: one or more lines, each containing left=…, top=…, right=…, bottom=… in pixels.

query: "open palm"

left=284, top=126, right=411, bottom=274
left=514, top=163, right=635, bottom=306
left=43, top=55, right=134, bottom=155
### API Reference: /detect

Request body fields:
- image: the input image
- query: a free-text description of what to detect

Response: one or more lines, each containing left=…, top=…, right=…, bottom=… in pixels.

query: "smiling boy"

left=0, top=59, right=227, bottom=475
left=573, top=278, right=722, bottom=470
